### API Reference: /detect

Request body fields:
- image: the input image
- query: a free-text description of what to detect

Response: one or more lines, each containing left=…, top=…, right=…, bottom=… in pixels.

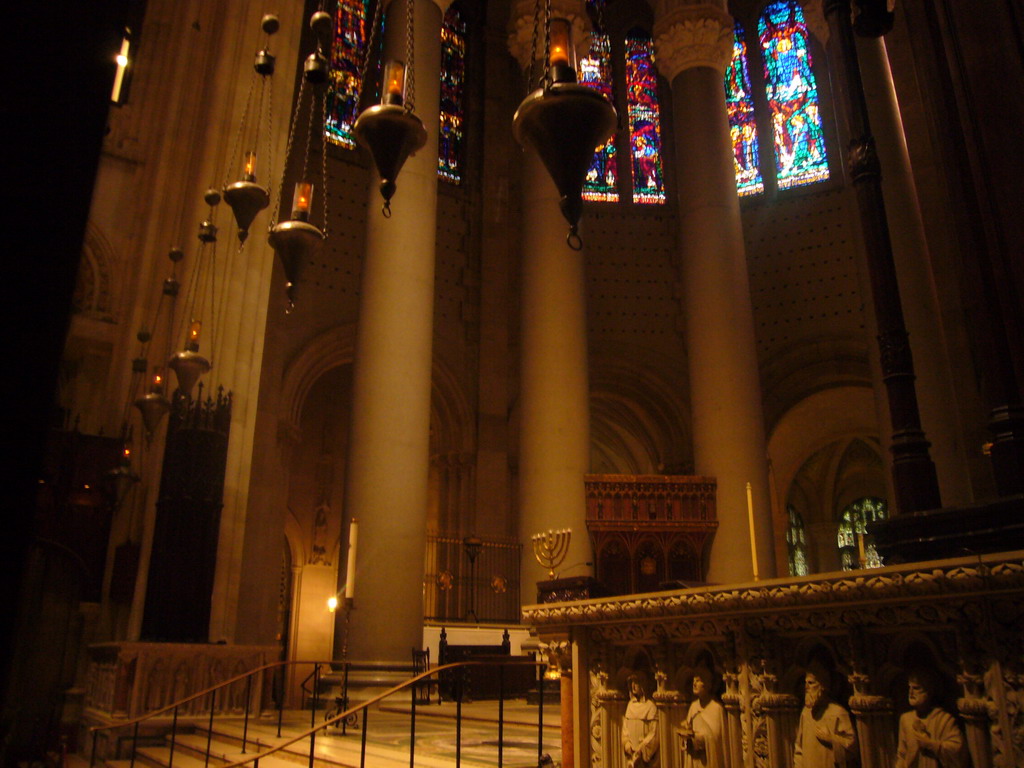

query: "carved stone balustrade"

left=523, top=551, right=1024, bottom=768
left=84, top=641, right=278, bottom=720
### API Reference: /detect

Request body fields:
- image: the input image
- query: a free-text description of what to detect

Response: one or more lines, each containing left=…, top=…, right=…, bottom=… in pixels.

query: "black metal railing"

left=89, top=657, right=551, bottom=768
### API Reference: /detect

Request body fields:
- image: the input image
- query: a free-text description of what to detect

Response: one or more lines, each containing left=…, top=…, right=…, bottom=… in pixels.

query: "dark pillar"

left=823, top=0, right=941, bottom=514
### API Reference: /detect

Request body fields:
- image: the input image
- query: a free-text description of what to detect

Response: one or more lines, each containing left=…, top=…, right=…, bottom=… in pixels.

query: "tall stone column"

left=508, top=0, right=594, bottom=601
left=652, top=1, right=776, bottom=582
left=343, top=0, right=445, bottom=666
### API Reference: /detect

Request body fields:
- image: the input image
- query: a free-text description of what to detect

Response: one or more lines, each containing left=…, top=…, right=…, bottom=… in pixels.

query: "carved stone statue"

left=895, top=671, right=966, bottom=768
left=678, top=667, right=725, bottom=768
left=793, top=667, right=857, bottom=768
left=623, top=675, right=659, bottom=768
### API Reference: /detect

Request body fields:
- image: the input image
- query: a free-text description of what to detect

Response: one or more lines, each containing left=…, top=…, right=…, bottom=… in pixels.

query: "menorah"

left=532, top=528, right=571, bottom=579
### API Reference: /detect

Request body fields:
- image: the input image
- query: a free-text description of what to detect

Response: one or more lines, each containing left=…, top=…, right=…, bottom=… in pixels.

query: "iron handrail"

left=87, top=658, right=334, bottom=766
left=219, top=658, right=546, bottom=768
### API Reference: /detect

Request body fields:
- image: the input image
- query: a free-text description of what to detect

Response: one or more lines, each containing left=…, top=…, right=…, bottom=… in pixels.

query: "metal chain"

left=528, top=0, right=542, bottom=92
left=543, top=0, right=552, bottom=89
left=302, top=86, right=316, bottom=185
left=272, top=75, right=308, bottom=224
left=405, top=0, right=416, bottom=111
left=224, top=73, right=257, bottom=188
left=358, top=0, right=385, bottom=113
left=319, top=89, right=329, bottom=235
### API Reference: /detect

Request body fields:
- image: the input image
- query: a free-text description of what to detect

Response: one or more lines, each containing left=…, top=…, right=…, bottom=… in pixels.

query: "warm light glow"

left=292, top=182, right=313, bottom=218
left=383, top=60, right=405, bottom=104
left=111, top=35, right=131, bottom=102
left=549, top=19, right=571, bottom=68
left=151, top=367, right=164, bottom=391
left=188, top=320, right=202, bottom=343
left=327, top=595, right=338, bottom=613
left=243, top=150, right=257, bottom=179
left=123, top=447, right=131, bottom=458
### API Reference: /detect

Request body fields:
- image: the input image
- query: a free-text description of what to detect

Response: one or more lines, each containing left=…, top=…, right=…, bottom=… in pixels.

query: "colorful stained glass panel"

left=624, top=33, right=665, bottom=205
left=725, top=23, right=764, bottom=196
left=325, top=0, right=370, bottom=149
left=580, top=33, right=618, bottom=203
left=438, top=6, right=466, bottom=183
left=759, top=0, right=829, bottom=189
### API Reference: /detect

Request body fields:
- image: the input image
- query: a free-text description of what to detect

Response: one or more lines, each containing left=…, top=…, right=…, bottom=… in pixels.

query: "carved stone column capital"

left=652, top=4, right=734, bottom=82
left=507, top=0, right=592, bottom=72
left=540, top=638, right=573, bottom=675
left=798, top=0, right=830, bottom=46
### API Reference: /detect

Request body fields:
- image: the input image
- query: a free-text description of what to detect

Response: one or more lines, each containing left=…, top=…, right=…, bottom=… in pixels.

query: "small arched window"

left=726, top=0, right=830, bottom=196
left=785, top=505, right=809, bottom=576
left=837, top=497, right=887, bottom=570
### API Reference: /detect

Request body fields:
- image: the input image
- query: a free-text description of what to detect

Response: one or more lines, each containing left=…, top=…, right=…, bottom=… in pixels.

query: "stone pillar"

left=652, top=1, right=776, bottom=582
left=847, top=673, right=895, bottom=768
left=759, top=670, right=801, bottom=768
left=721, top=670, right=744, bottom=768
left=343, top=0, right=445, bottom=665
left=957, top=671, right=993, bottom=768
left=542, top=639, right=576, bottom=768
left=508, top=0, right=594, bottom=601
left=856, top=34, right=972, bottom=506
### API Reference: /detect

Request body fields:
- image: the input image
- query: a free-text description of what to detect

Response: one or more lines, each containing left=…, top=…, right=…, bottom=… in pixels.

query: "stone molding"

left=522, top=552, right=1024, bottom=634
left=507, top=0, right=592, bottom=71
left=652, top=5, right=734, bottom=81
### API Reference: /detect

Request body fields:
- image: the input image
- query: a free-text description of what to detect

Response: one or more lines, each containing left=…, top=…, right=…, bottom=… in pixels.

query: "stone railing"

left=523, top=551, right=1024, bottom=768
left=85, top=642, right=278, bottom=720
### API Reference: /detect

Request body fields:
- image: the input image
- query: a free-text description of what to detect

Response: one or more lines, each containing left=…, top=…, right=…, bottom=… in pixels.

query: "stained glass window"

left=725, top=23, right=764, bottom=196
left=837, top=497, right=887, bottom=571
left=624, top=32, right=665, bottom=204
left=758, top=0, right=829, bottom=190
left=326, top=0, right=371, bottom=149
left=786, top=505, right=809, bottom=576
left=580, top=33, right=618, bottom=203
left=438, top=5, right=466, bottom=183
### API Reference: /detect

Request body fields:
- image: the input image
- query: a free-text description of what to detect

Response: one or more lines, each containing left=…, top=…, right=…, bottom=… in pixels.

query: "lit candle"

left=327, top=595, right=338, bottom=613
left=150, top=366, right=165, bottom=392
left=243, top=150, right=257, bottom=181
left=383, top=60, right=405, bottom=105
left=746, top=482, right=759, bottom=581
left=344, top=518, right=358, bottom=600
left=292, top=181, right=313, bottom=220
left=187, top=319, right=202, bottom=350
left=548, top=19, right=571, bottom=68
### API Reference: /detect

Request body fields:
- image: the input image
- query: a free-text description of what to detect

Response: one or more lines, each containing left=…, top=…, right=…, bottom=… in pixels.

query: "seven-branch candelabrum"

left=532, top=528, right=571, bottom=579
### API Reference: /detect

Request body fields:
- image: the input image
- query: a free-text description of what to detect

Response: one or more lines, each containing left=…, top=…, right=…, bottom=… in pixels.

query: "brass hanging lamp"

left=223, top=15, right=280, bottom=242
left=268, top=9, right=332, bottom=311
left=353, top=0, right=427, bottom=216
left=512, top=9, right=616, bottom=249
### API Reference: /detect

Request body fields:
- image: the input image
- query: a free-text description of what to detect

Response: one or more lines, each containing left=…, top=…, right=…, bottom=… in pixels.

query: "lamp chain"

left=543, top=0, right=552, bottom=89
left=405, top=0, right=416, bottom=112
left=224, top=73, right=258, bottom=189
left=319, top=89, right=329, bottom=236
left=528, top=0, right=542, bottom=92
left=358, top=0, right=385, bottom=114
left=272, top=75, right=308, bottom=225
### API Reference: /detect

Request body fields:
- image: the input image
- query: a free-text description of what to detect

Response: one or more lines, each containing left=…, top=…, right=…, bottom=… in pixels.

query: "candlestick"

left=345, top=518, right=358, bottom=600
left=746, top=482, right=759, bottom=581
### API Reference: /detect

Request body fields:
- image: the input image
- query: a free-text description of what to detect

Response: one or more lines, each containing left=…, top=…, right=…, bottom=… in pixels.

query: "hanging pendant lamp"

left=268, top=182, right=325, bottom=309
left=512, top=16, right=615, bottom=248
left=223, top=15, right=280, bottom=242
left=268, top=10, right=331, bottom=310
left=353, top=0, right=427, bottom=215
left=135, top=367, right=171, bottom=440
left=354, top=60, right=427, bottom=215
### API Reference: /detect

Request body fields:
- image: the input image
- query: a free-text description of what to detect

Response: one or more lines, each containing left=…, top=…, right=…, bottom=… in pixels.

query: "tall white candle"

left=345, top=519, right=358, bottom=599
left=746, top=482, right=759, bottom=581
